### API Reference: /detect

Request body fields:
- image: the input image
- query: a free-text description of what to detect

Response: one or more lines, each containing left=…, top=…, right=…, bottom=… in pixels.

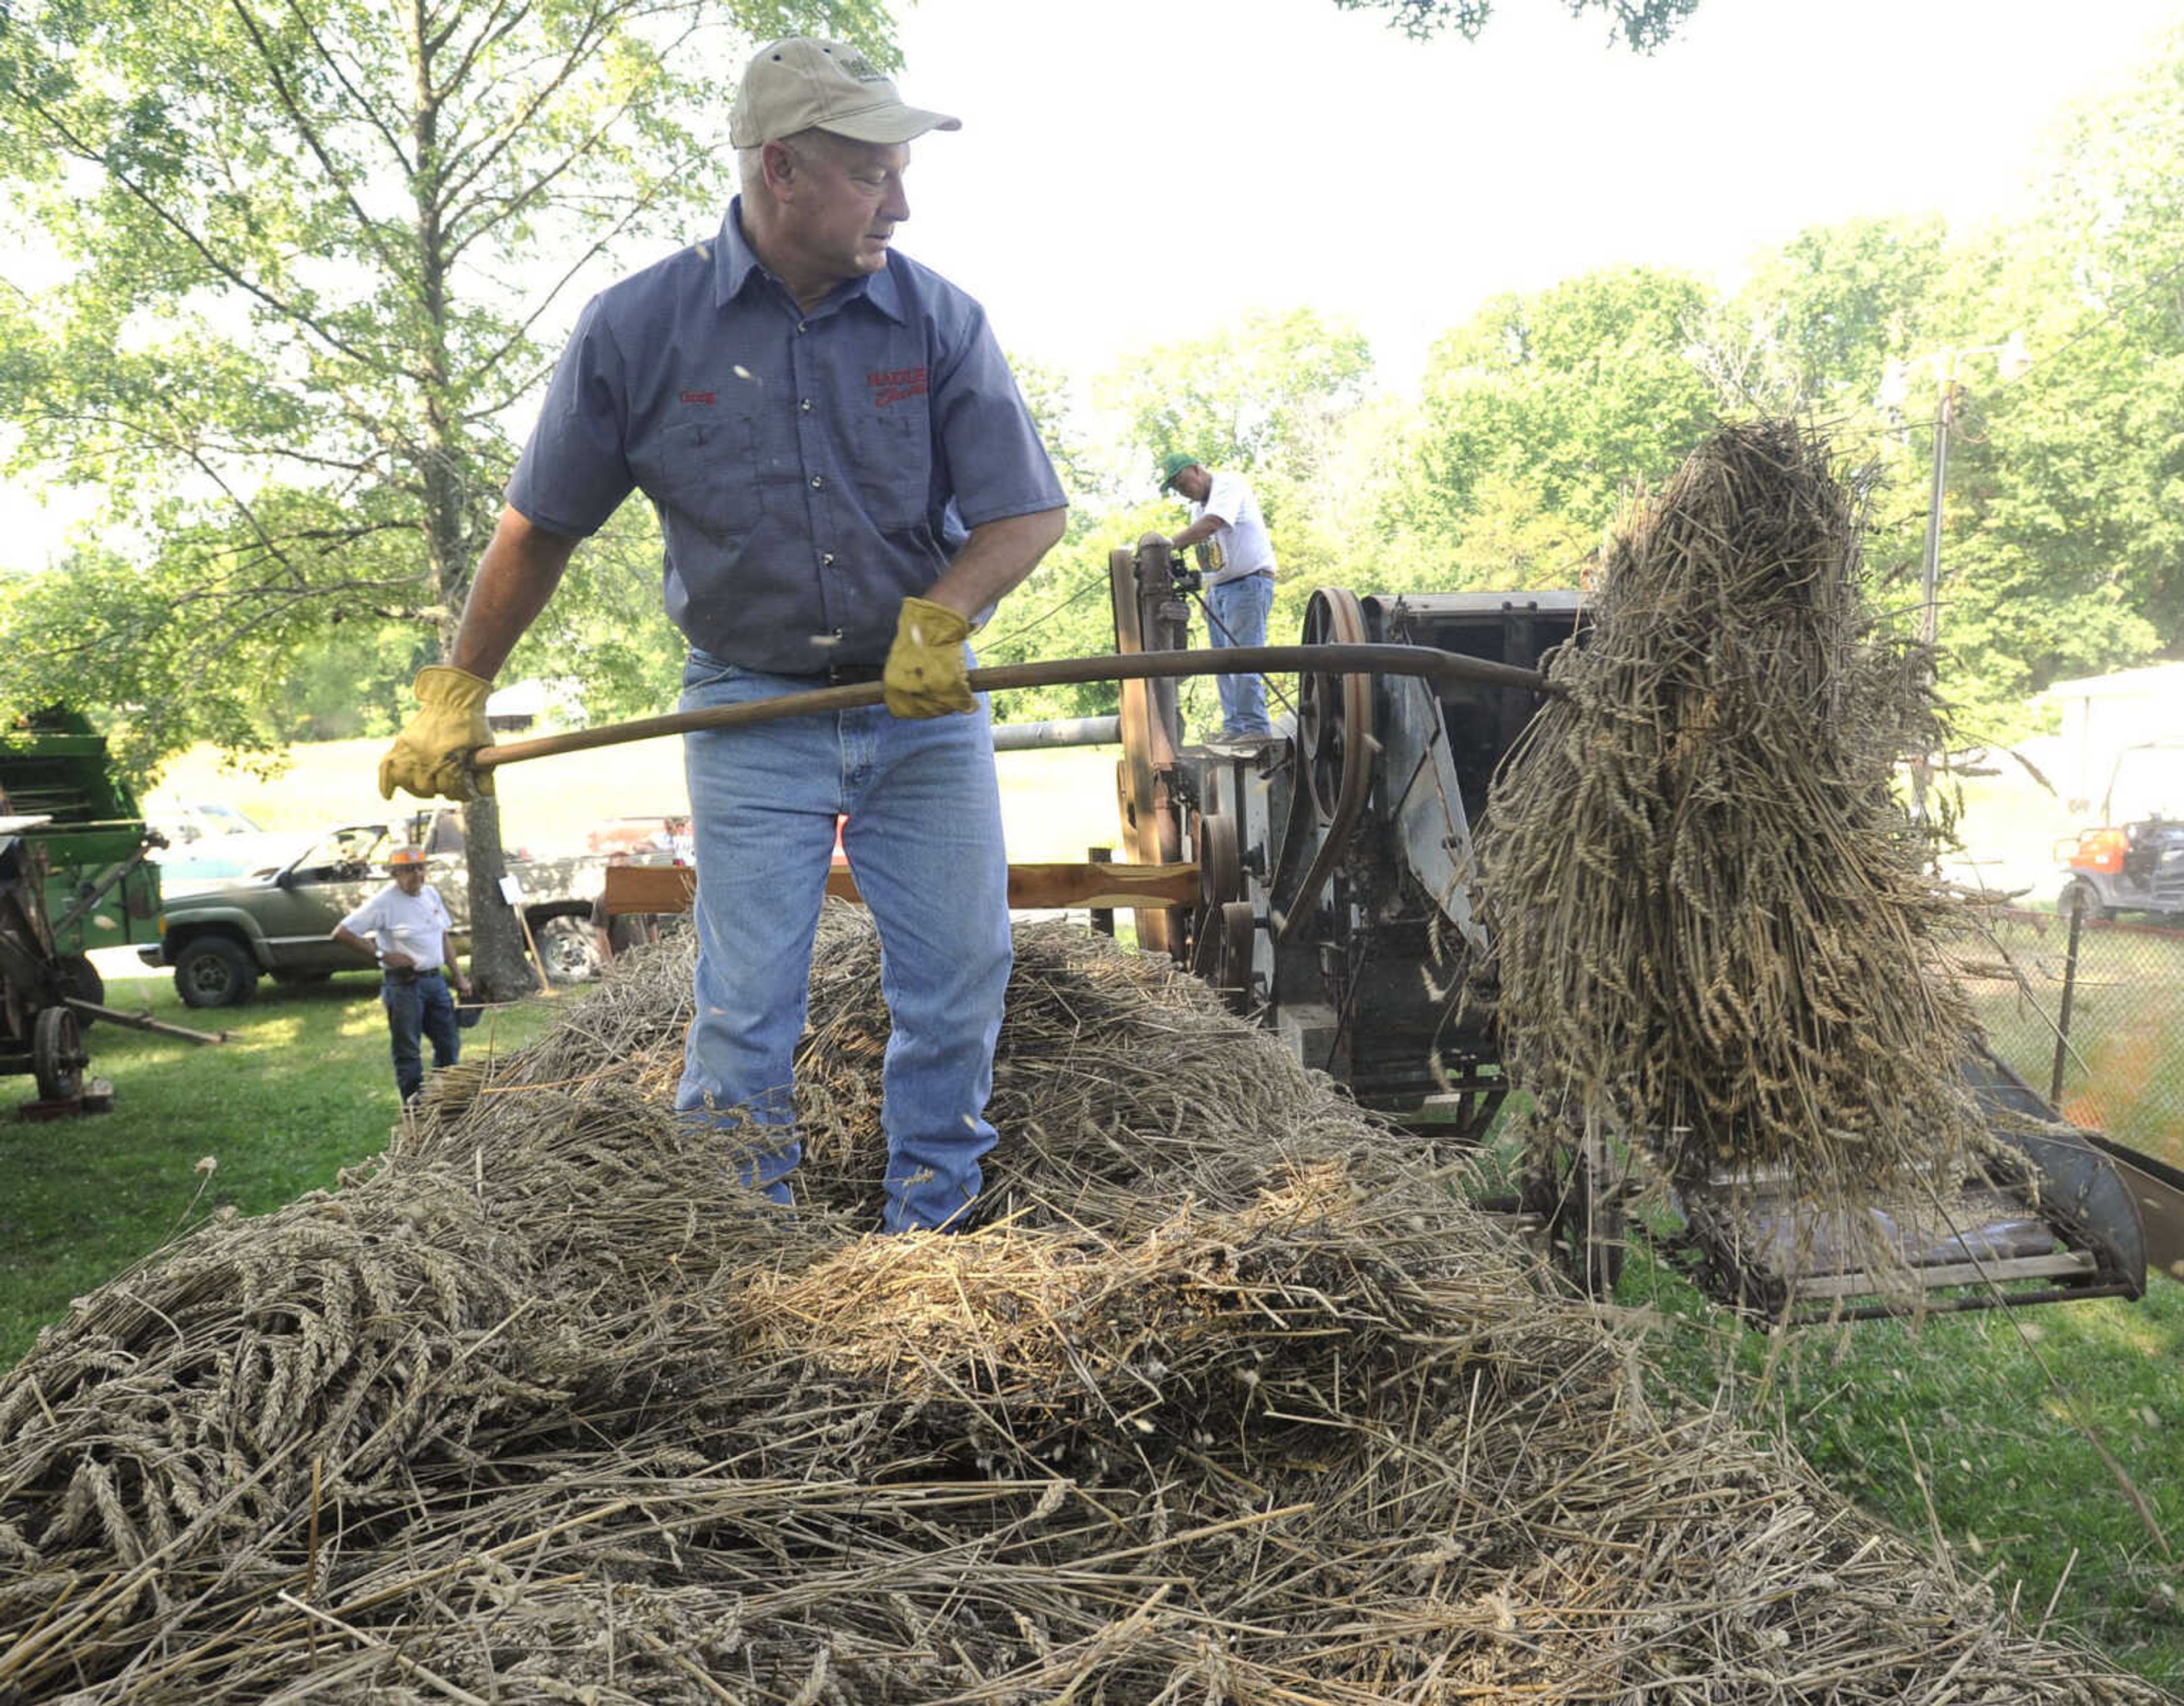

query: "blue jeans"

left=675, top=651, right=1013, bottom=1232
left=383, top=971, right=460, bottom=1102
left=1206, top=573, right=1275, bottom=736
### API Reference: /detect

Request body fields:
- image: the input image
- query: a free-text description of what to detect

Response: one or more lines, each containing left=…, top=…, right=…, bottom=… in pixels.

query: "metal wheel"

left=536, top=914, right=603, bottom=984
left=1197, top=811, right=1243, bottom=909
left=56, top=954, right=104, bottom=1027
left=1297, top=589, right=1371, bottom=822
left=1275, top=589, right=1378, bottom=945
left=32, top=1006, right=85, bottom=1102
left=1211, top=901, right=1256, bottom=1013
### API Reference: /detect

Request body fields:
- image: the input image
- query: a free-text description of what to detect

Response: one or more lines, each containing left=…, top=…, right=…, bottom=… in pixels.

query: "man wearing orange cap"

left=378, top=39, right=1065, bottom=1228
left=332, top=844, right=474, bottom=1104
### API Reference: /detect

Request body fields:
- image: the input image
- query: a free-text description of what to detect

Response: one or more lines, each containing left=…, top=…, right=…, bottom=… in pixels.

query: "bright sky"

left=891, top=0, right=2184, bottom=394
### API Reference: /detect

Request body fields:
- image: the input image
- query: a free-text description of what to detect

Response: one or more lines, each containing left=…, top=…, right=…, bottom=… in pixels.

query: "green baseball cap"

left=1158, top=451, right=1201, bottom=491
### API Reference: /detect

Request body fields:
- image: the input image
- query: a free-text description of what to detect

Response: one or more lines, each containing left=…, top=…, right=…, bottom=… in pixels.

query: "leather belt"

left=383, top=966, right=442, bottom=985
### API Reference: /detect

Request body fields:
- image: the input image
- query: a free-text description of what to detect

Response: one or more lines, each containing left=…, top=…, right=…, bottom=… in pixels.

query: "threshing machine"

left=1105, top=539, right=2170, bottom=1324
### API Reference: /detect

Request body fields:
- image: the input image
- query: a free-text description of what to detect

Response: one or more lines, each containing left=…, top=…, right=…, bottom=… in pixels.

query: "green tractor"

left=0, top=709, right=164, bottom=1010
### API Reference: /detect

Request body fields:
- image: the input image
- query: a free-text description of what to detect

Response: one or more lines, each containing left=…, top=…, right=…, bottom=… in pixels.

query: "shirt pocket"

left=848, top=400, right=932, bottom=532
left=646, top=407, right=759, bottom=541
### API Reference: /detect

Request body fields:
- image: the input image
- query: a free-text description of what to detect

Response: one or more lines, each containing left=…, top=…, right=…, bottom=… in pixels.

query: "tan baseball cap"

left=729, top=38, right=960, bottom=149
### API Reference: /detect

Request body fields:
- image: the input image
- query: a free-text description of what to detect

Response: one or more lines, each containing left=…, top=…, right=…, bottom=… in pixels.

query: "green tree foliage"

left=1993, top=36, right=2184, bottom=649
left=1001, top=306, right=1381, bottom=730
left=1105, top=307, right=1375, bottom=499
left=1379, top=266, right=1719, bottom=591
left=0, top=0, right=891, bottom=771
left=970, top=354, right=1142, bottom=724
left=1861, top=28, right=2184, bottom=740
left=1101, top=307, right=1376, bottom=595
left=0, top=0, right=891, bottom=992
left=1699, top=214, right=1949, bottom=419
left=1331, top=0, right=1700, bottom=51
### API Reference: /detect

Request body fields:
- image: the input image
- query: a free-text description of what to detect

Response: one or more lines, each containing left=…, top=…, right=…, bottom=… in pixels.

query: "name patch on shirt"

left=867, top=366, right=929, bottom=408
left=680, top=390, right=716, bottom=405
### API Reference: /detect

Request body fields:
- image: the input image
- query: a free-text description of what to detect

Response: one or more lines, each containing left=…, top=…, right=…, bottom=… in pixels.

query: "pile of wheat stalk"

left=1480, top=420, right=1990, bottom=1245
left=0, top=915, right=2157, bottom=1702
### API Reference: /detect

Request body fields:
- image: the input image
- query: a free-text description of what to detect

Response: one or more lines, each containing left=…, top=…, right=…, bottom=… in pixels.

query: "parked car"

left=139, top=813, right=612, bottom=1007
left=144, top=799, right=300, bottom=884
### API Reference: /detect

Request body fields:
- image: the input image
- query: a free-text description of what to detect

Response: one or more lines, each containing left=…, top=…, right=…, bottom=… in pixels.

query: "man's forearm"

left=921, top=506, right=1066, bottom=622
left=449, top=505, right=582, bottom=681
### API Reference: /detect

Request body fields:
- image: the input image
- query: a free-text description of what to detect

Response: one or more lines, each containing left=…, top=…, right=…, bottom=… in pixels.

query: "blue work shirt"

left=506, top=198, right=1065, bottom=676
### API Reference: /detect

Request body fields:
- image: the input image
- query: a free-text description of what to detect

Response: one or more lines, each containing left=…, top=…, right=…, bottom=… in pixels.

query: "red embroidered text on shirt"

left=680, top=390, right=715, bottom=405
left=867, top=366, right=929, bottom=407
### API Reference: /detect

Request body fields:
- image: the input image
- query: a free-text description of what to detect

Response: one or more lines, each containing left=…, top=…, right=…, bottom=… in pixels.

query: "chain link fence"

left=1960, top=904, right=2184, bottom=1173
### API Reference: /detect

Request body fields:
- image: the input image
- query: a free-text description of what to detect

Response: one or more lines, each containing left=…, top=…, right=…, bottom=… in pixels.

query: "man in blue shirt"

left=380, top=37, right=1066, bottom=1233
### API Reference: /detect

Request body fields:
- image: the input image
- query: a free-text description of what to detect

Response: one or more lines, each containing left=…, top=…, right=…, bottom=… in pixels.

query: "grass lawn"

left=0, top=967, right=559, bottom=1365
left=1622, top=1251, right=2184, bottom=1687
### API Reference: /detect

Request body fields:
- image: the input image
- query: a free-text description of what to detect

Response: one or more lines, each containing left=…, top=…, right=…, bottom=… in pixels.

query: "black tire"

left=55, top=954, right=105, bottom=1025
left=32, top=1005, right=85, bottom=1102
left=535, top=914, right=603, bottom=985
left=2061, top=879, right=2109, bottom=924
left=174, top=934, right=257, bottom=1008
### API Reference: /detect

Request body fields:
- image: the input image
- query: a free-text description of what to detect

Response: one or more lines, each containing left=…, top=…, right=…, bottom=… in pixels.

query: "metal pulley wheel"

left=1275, top=589, right=1380, bottom=945
left=1186, top=810, right=1254, bottom=1008
left=1296, top=589, right=1373, bottom=823
left=32, top=1005, right=86, bottom=1102
left=1197, top=810, right=1243, bottom=910
left=1210, top=901, right=1256, bottom=1013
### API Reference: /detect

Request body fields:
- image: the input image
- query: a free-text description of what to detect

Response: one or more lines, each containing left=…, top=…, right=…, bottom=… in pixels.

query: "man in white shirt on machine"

left=1157, top=452, right=1279, bottom=743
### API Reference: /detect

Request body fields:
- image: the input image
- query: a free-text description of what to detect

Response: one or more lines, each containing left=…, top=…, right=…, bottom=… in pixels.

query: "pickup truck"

left=139, top=811, right=613, bottom=1007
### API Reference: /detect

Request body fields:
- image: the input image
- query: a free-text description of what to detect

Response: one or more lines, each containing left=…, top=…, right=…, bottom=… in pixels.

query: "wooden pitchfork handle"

left=470, top=643, right=1558, bottom=773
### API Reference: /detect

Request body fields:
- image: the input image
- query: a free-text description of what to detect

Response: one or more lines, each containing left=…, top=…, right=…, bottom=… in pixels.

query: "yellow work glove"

left=378, top=665, right=495, bottom=801
left=882, top=596, right=975, bottom=719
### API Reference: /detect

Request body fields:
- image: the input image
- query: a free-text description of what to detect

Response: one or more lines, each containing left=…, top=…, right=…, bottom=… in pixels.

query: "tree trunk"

left=398, top=13, right=540, bottom=1000
left=461, top=794, right=539, bottom=1001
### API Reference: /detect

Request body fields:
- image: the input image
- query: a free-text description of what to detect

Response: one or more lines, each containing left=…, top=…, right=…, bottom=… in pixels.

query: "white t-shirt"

left=1190, top=470, right=1277, bottom=587
left=338, top=883, right=454, bottom=973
